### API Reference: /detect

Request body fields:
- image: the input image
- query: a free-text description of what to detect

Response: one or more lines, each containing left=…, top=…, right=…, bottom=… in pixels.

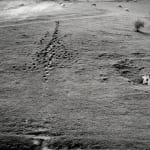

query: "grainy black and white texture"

left=0, top=0, right=150, bottom=149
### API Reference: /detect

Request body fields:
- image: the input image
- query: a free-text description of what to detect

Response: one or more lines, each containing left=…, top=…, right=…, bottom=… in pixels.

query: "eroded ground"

left=0, top=0, right=150, bottom=149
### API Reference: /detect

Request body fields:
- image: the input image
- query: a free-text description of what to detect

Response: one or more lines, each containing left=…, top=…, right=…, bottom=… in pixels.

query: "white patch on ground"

left=0, top=0, right=63, bottom=21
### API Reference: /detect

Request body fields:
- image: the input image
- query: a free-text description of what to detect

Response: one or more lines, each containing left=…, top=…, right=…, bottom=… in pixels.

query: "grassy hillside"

left=0, top=0, right=150, bottom=149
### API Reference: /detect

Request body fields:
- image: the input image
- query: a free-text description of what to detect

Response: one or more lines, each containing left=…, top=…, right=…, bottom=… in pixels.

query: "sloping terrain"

left=0, top=0, right=150, bottom=149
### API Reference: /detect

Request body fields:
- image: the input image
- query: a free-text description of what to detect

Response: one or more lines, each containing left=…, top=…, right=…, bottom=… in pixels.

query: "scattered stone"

left=22, top=67, right=26, bottom=71
left=102, top=77, right=108, bottom=81
left=28, top=66, right=32, bottom=69
left=50, top=45, right=54, bottom=48
left=92, top=3, right=96, bottom=6
left=45, top=73, right=49, bottom=76
left=12, top=66, right=16, bottom=68
left=125, top=8, right=129, bottom=11
left=60, top=3, right=65, bottom=7
left=45, top=70, right=49, bottom=74
left=25, top=119, right=29, bottom=124
left=117, top=4, right=122, bottom=8
left=33, top=139, right=40, bottom=145
left=142, top=74, right=150, bottom=85
left=44, top=78, right=48, bottom=81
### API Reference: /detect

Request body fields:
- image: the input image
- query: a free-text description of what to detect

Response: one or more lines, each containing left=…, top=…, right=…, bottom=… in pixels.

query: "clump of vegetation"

left=134, top=19, right=145, bottom=32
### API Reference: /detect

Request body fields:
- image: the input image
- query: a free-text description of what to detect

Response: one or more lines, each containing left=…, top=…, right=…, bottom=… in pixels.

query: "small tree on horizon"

left=134, top=19, right=145, bottom=32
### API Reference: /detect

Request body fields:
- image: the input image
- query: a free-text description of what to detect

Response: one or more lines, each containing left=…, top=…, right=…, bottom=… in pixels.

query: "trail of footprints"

left=12, top=21, right=74, bottom=82
left=33, top=21, right=61, bottom=81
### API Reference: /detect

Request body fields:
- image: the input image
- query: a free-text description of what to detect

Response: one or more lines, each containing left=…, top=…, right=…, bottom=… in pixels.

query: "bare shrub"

left=134, top=19, right=144, bottom=32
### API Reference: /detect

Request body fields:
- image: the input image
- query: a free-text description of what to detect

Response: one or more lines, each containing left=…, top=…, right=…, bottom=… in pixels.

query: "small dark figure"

left=92, top=3, right=96, bottom=6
